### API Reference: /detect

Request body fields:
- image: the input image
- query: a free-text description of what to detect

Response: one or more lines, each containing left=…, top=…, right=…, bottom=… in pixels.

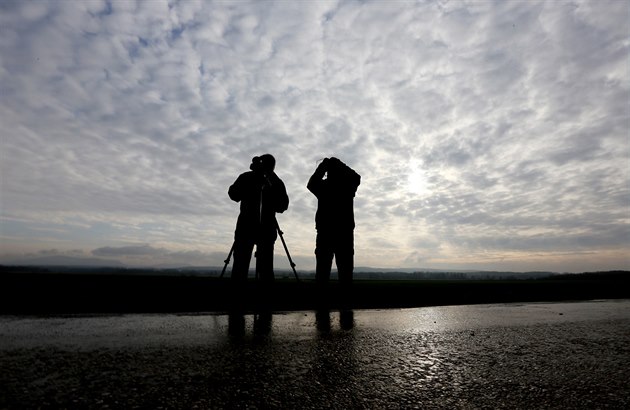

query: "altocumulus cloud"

left=0, top=0, right=628, bottom=272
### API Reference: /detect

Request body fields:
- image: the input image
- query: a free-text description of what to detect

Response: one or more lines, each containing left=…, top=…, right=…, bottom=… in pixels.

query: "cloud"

left=90, top=244, right=229, bottom=267
left=0, top=0, right=628, bottom=272
left=92, top=245, right=166, bottom=257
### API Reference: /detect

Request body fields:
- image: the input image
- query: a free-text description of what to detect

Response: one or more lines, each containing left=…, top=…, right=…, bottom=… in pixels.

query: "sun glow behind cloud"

left=0, top=0, right=628, bottom=272
left=407, top=161, right=432, bottom=197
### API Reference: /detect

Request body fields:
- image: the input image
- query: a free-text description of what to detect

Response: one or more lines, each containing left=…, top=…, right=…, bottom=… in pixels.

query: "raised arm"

left=307, top=160, right=328, bottom=197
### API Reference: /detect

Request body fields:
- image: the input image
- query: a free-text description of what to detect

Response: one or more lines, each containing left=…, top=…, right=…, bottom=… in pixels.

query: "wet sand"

left=1, top=300, right=629, bottom=409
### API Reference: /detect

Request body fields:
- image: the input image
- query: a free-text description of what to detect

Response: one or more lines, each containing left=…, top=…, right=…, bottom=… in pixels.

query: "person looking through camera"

left=229, top=154, right=289, bottom=284
left=307, top=157, right=361, bottom=289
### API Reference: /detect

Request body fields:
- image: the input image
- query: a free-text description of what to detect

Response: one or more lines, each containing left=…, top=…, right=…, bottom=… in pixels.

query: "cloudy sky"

left=1, top=0, right=628, bottom=272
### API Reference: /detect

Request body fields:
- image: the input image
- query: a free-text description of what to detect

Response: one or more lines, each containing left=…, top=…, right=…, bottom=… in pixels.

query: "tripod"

left=220, top=220, right=300, bottom=281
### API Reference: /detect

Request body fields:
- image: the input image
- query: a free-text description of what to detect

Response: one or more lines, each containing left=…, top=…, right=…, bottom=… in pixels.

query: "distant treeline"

left=355, top=270, right=628, bottom=280
left=343, top=271, right=555, bottom=280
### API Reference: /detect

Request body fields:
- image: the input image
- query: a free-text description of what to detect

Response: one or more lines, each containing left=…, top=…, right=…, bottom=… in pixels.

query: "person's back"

left=309, top=175, right=358, bottom=232
left=230, top=169, right=287, bottom=241
left=229, top=154, right=289, bottom=284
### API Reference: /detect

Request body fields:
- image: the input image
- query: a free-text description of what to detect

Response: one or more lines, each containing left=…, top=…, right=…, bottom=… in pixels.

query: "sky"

left=1, top=0, right=628, bottom=273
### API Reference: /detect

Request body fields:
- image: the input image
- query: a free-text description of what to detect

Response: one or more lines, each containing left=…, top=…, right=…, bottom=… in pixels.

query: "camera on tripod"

left=249, top=156, right=264, bottom=172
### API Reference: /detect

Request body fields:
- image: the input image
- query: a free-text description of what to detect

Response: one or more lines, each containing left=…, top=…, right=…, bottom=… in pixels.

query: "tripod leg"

left=254, top=247, right=259, bottom=281
left=220, top=242, right=235, bottom=278
left=276, top=221, right=300, bottom=282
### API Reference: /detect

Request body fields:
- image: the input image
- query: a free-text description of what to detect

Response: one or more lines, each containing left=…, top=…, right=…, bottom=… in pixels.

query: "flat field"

left=1, top=268, right=628, bottom=314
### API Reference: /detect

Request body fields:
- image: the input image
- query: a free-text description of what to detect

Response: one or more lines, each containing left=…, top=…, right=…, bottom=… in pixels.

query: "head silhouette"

left=260, top=154, right=276, bottom=172
left=326, top=157, right=343, bottom=179
left=250, top=154, right=276, bottom=174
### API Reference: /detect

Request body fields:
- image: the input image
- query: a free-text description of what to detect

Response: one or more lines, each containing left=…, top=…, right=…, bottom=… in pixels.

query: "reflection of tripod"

left=220, top=220, right=300, bottom=281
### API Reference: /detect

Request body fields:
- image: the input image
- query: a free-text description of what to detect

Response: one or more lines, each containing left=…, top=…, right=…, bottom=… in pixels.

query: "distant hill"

left=351, top=270, right=556, bottom=280
left=3, top=258, right=618, bottom=281
left=3, top=255, right=125, bottom=268
left=354, top=266, right=450, bottom=273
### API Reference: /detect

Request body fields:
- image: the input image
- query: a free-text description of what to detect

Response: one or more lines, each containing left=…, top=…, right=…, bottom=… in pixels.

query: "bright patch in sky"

left=407, top=162, right=431, bottom=197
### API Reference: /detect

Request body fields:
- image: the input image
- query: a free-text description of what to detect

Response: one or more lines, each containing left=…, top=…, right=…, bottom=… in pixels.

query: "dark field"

left=1, top=268, right=628, bottom=314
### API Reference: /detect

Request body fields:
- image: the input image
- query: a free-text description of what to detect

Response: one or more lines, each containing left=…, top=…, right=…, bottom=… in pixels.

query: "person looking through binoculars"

left=308, top=157, right=361, bottom=289
left=229, top=154, right=289, bottom=284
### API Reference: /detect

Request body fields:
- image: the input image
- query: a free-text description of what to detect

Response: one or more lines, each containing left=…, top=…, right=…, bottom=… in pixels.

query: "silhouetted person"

left=307, top=157, right=360, bottom=290
left=229, top=154, right=289, bottom=284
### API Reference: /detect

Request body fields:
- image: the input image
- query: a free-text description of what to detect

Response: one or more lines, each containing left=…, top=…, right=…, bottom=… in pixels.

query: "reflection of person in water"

left=311, top=309, right=356, bottom=405
left=316, top=309, right=354, bottom=333
left=228, top=311, right=273, bottom=340
left=229, top=154, right=289, bottom=284
left=307, top=157, right=361, bottom=289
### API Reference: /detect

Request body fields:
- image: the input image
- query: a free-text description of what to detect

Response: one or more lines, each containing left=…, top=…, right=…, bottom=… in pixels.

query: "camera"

left=250, top=154, right=276, bottom=175
left=250, top=156, right=264, bottom=172
left=321, top=157, right=343, bottom=173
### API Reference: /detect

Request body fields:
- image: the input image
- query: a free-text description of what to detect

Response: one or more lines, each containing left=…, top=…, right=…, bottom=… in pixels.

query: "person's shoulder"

left=238, top=170, right=256, bottom=179
left=232, top=171, right=256, bottom=185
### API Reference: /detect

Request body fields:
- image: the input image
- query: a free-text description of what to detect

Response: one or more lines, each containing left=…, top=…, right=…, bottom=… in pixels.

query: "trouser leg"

left=335, top=230, right=354, bottom=289
left=256, top=241, right=275, bottom=283
left=315, top=231, right=334, bottom=285
left=336, top=250, right=354, bottom=287
left=231, top=239, right=254, bottom=283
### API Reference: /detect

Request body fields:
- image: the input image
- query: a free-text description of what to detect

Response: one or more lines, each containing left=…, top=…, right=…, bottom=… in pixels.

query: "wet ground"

left=1, top=300, right=629, bottom=409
